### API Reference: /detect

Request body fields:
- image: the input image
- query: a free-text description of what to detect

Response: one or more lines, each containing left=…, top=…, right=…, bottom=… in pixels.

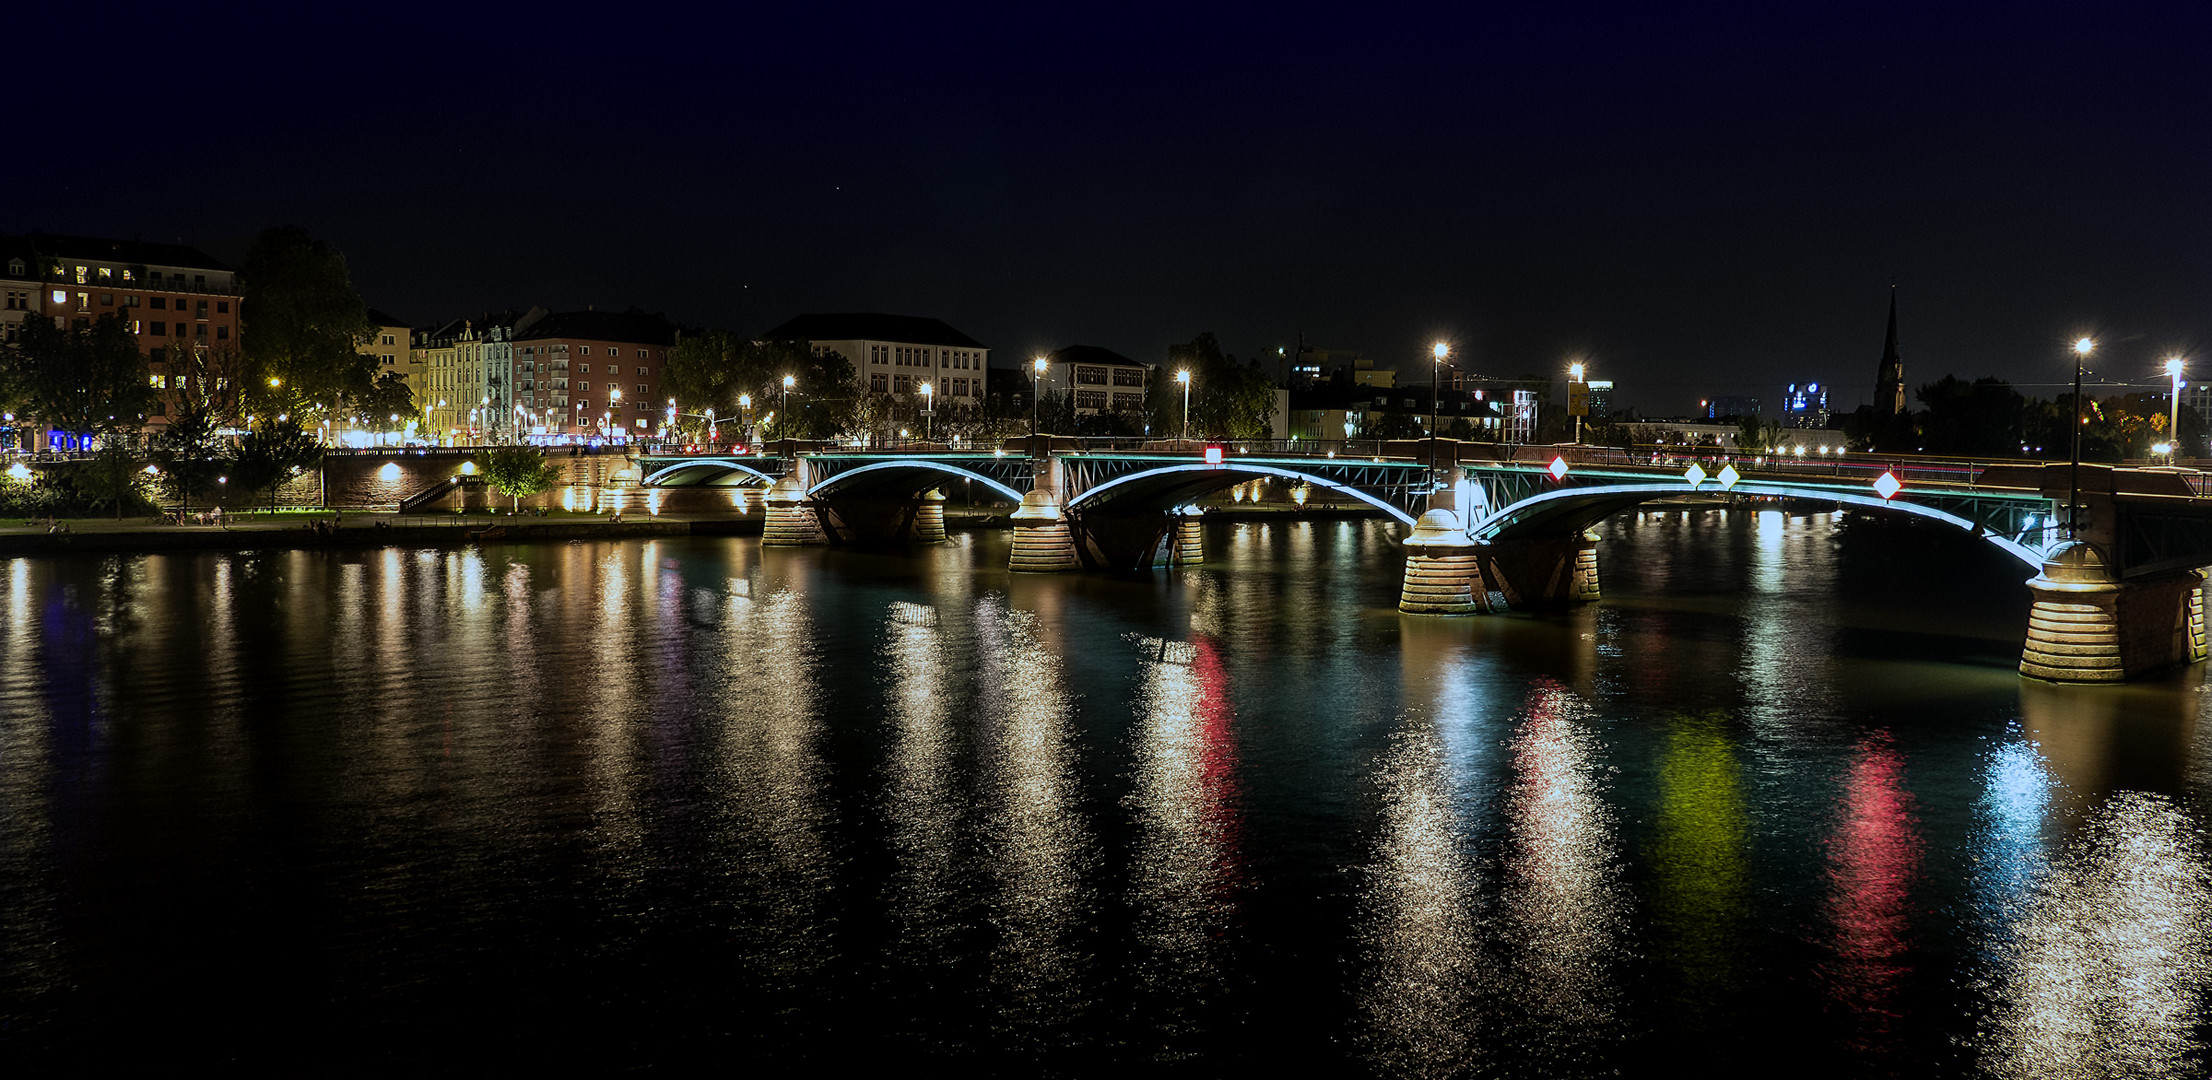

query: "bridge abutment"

left=1399, top=509, right=1486, bottom=614
left=2020, top=542, right=2208, bottom=682
left=1009, top=490, right=1079, bottom=572
left=912, top=489, right=949, bottom=544
left=763, top=476, right=827, bottom=546
left=1170, top=509, right=1204, bottom=566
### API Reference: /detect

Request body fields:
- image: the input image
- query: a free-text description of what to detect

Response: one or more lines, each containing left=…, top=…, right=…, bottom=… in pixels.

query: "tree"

left=230, top=416, right=324, bottom=511
left=1915, top=376, right=2027, bottom=457
left=1358, top=410, right=1423, bottom=440
left=1734, top=411, right=1783, bottom=451
left=661, top=333, right=851, bottom=441
left=239, top=226, right=377, bottom=418
left=76, top=440, right=157, bottom=519
left=476, top=444, right=563, bottom=510
left=357, top=370, right=420, bottom=439
left=154, top=403, right=226, bottom=516
left=8, top=311, right=157, bottom=439
left=1148, top=333, right=1279, bottom=439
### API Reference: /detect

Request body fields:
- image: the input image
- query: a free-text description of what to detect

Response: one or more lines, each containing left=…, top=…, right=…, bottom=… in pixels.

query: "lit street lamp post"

left=1032, top=356, right=1049, bottom=435
left=781, top=375, right=795, bottom=440
left=1430, top=342, right=1449, bottom=472
left=2070, top=337, right=2094, bottom=537
left=920, top=381, right=934, bottom=443
left=1569, top=361, right=1587, bottom=445
left=2168, top=356, right=2187, bottom=461
left=1175, top=369, right=1192, bottom=441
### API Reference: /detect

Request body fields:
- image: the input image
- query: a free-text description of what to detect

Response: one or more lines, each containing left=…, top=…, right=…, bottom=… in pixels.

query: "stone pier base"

left=1009, top=490, right=1079, bottom=572
left=1169, top=511, right=1204, bottom=566
left=1399, top=509, right=1484, bottom=614
left=762, top=476, right=827, bottom=546
left=912, top=489, right=948, bottom=544
left=2021, top=542, right=2207, bottom=682
left=1572, top=531, right=1601, bottom=603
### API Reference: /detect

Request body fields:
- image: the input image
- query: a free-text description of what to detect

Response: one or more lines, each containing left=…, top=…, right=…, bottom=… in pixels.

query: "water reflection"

left=1650, top=713, right=1749, bottom=1022
left=972, top=593, right=1096, bottom=1055
left=1982, top=791, right=2212, bottom=1078
left=1357, top=719, right=1488, bottom=1077
left=1820, top=731, right=1923, bottom=1058
left=1500, top=681, right=1625, bottom=1060
left=1125, top=632, right=1246, bottom=1058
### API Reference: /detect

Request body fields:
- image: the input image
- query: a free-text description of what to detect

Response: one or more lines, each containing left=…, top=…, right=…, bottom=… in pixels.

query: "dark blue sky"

left=16, top=3, right=2209, bottom=415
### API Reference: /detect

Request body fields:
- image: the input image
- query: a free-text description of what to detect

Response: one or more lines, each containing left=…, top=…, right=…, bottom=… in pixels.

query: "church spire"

left=1875, top=285, right=1906, bottom=415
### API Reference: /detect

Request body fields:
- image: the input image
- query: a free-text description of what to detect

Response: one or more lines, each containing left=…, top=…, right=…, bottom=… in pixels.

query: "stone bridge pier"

left=2020, top=542, right=2208, bottom=682
left=1399, top=470, right=1601, bottom=614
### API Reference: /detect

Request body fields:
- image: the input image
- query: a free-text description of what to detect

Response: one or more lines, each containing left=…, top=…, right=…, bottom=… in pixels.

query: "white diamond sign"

left=1717, top=463, right=1741, bottom=490
left=1683, top=463, right=1708, bottom=486
left=1873, top=470, right=1902, bottom=500
left=1548, top=456, right=1569, bottom=481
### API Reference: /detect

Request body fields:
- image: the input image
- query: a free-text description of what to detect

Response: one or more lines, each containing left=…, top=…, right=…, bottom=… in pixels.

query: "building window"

left=216, top=301, right=228, bottom=314
left=871, top=374, right=888, bottom=392
left=100, top=293, right=113, bottom=306
left=151, top=296, right=166, bottom=310
left=580, top=346, right=589, bottom=355
left=578, top=381, right=589, bottom=391
left=150, top=322, right=166, bottom=336
left=216, top=326, right=228, bottom=340
left=578, top=364, right=589, bottom=373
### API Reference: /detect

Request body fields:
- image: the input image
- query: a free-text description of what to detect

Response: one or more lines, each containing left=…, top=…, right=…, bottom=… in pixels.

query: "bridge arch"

left=1067, top=462, right=1421, bottom=525
left=1471, top=479, right=2049, bottom=568
left=805, top=459, right=1027, bottom=505
left=641, top=459, right=780, bottom=487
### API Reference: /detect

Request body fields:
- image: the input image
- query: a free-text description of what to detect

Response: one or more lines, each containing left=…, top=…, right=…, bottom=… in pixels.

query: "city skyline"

left=10, top=6, right=2206, bottom=415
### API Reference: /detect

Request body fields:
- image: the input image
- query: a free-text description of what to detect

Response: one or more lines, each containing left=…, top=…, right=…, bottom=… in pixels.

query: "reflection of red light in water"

left=1188, top=636, right=1249, bottom=890
left=1824, top=731, right=1923, bottom=1049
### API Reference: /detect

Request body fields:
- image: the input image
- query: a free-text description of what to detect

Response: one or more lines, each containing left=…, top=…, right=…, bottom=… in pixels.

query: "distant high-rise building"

left=1586, top=379, right=1614, bottom=418
left=1875, top=287, right=1906, bottom=415
left=1705, top=396, right=1760, bottom=420
left=1783, top=382, right=1831, bottom=429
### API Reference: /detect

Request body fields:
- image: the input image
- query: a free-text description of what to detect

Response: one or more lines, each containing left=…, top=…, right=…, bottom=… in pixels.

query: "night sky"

left=16, top=4, right=2209, bottom=415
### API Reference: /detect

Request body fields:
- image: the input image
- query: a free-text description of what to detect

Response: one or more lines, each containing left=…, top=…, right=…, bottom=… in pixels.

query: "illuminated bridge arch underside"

left=1066, top=462, right=1423, bottom=525
left=805, top=459, right=1028, bottom=505
left=1471, top=479, right=2051, bottom=568
left=641, top=459, right=782, bottom=487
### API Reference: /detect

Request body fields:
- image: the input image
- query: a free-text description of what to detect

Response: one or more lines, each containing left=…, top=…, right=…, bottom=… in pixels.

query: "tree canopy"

left=661, top=333, right=849, bottom=441
left=476, top=445, right=564, bottom=509
left=6, top=311, right=157, bottom=438
left=230, top=416, right=325, bottom=509
left=239, top=226, right=376, bottom=416
left=1148, top=333, right=1278, bottom=439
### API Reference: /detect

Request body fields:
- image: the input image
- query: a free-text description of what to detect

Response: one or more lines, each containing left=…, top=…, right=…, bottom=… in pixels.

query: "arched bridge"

left=638, top=438, right=2212, bottom=682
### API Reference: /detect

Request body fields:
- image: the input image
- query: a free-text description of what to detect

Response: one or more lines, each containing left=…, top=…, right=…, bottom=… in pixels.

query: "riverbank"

left=0, top=511, right=742, bottom=555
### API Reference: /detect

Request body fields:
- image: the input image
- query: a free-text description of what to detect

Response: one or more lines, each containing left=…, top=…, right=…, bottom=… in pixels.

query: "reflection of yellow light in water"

left=1356, top=724, right=1483, bottom=1073
left=1983, top=791, right=2212, bottom=1079
left=1504, top=685, right=1623, bottom=1030
left=1651, top=714, right=1748, bottom=1010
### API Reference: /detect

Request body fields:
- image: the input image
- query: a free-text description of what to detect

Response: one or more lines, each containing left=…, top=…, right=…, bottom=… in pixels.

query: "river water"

left=2, top=510, right=2209, bottom=1075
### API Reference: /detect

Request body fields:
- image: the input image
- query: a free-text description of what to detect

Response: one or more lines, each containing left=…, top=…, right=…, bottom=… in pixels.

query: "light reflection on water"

left=0, top=512, right=2208, bottom=1072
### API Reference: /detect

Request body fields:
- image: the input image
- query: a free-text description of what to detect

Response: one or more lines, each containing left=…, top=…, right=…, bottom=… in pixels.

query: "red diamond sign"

left=1548, top=456, right=1569, bottom=481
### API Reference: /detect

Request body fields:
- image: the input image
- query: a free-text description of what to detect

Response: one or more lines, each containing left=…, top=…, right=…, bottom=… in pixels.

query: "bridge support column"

left=1009, top=490, right=1079, bottom=572
left=1399, top=509, right=1485, bottom=614
left=1573, top=530, right=1601, bottom=603
left=762, top=475, right=827, bottom=546
left=2020, top=542, right=2207, bottom=682
left=911, top=488, right=949, bottom=544
left=1169, top=509, right=1204, bottom=566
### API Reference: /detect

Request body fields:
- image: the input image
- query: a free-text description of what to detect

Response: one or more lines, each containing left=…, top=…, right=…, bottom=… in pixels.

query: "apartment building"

left=761, top=313, right=989, bottom=404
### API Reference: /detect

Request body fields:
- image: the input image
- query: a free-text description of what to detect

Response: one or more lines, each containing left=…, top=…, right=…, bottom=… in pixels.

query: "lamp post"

left=2070, top=337, right=2094, bottom=537
left=609, top=387, right=623, bottom=442
left=738, top=393, right=752, bottom=444
left=781, top=374, right=795, bottom=439
left=920, top=381, right=934, bottom=442
left=1175, top=369, right=1192, bottom=441
left=1032, top=356, right=1049, bottom=435
left=2168, top=356, right=2187, bottom=461
left=1430, top=342, right=1449, bottom=472
left=1569, top=360, right=1587, bottom=445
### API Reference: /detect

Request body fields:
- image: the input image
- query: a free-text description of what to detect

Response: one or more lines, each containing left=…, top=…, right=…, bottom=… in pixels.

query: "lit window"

left=50, top=290, right=65, bottom=304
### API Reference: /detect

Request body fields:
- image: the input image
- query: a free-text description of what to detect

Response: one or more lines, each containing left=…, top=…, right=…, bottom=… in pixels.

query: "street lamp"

left=920, top=381, right=934, bottom=442
left=781, top=374, right=795, bottom=438
left=2070, top=337, right=2094, bottom=537
left=1175, top=369, right=1192, bottom=441
left=738, top=392, right=752, bottom=444
left=1032, top=356, right=1049, bottom=435
left=2168, top=356, right=2187, bottom=461
left=609, top=386, right=623, bottom=442
left=1430, top=342, right=1450, bottom=471
left=1566, top=360, right=1583, bottom=444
